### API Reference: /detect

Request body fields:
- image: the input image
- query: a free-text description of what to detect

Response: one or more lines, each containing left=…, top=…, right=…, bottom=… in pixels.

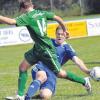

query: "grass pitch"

left=0, top=36, right=100, bottom=100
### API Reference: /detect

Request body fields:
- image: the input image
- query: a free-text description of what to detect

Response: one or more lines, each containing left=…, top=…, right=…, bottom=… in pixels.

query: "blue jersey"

left=31, top=39, right=76, bottom=94
left=32, top=39, right=76, bottom=71
left=52, top=39, right=76, bottom=66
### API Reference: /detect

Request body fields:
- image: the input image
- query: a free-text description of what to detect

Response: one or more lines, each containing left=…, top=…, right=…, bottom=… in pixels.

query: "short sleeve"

left=15, top=14, right=28, bottom=26
left=45, top=11, right=55, bottom=20
left=64, top=44, right=76, bottom=59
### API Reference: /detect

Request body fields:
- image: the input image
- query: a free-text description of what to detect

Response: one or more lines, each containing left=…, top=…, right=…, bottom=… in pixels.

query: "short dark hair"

left=56, top=25, right=63, bottom=33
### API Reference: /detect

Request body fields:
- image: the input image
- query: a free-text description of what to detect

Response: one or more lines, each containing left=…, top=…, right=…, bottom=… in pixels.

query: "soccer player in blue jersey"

left=25, top=26, right=91, bottom=100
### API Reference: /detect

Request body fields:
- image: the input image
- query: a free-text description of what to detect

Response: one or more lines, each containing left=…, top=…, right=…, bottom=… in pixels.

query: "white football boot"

left=5, top=95, right=24, bottom=100
left=84, top=77, right=92, bottom=94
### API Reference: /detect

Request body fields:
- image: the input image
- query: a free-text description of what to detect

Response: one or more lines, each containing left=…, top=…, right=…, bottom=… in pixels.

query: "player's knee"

left=57, top=69, right=66, bottom=78
left=40, top=89, right=52, bottom=100
left=36, top=71, right=47, bottom=84
left=41, top=94, right=52, bottom=100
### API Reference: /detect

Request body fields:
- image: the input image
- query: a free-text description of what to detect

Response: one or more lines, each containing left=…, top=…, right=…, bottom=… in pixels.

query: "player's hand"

left=64, top=31, right=70, bottom=39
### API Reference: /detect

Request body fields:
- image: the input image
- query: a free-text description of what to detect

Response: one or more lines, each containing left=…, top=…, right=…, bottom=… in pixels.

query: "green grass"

left=63, top=14, right=100, bottom=21
left=0, top=36, right=100, bottom=100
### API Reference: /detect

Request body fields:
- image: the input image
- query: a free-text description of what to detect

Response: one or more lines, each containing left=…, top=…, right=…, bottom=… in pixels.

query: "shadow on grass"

left=31, top=93, right=92, bottom=100
left=4, top=93, right=93, bottom=100
left=31, top=95, right=41, bottom=100
left=52, top=93, right=92, bottom=100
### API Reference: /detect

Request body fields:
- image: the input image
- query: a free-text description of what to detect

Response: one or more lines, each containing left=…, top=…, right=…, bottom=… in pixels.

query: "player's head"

left=19, top=0, right=34, bottom=12
left=55, top=26, right=66, bottom=44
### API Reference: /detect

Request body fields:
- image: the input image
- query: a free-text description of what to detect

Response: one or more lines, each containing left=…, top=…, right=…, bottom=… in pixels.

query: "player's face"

left=56, top=29, right=66, bottom=44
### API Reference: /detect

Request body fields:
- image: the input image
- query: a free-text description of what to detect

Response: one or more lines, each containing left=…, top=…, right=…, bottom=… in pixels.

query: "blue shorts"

left=31, top=61, right=57, bottom=95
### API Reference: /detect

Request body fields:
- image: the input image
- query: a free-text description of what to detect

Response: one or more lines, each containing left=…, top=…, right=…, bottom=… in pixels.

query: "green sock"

left=18, top=71, right=28, bottom=96
left=66, top=71, right=85, bottom=85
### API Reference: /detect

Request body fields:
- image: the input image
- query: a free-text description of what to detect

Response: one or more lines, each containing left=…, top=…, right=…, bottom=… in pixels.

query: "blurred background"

left=0, top=0, right=100, bottom=17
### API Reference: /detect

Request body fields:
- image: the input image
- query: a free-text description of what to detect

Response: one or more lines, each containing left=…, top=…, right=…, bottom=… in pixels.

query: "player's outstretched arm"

left=0, top=15, right=16, bottom=25
left=72, top=56, right=91, bottom=75
left=53, top=15, right=69, bottom=38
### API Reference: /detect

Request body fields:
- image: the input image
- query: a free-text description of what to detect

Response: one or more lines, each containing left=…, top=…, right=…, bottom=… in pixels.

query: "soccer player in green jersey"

left=0, top=0, right=91, bottom=99
left=0, top=0, right=68, bottom=99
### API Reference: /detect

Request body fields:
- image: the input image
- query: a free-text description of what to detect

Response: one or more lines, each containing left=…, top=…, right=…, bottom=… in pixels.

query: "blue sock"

left=26, top=80, right=41, bottom=98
